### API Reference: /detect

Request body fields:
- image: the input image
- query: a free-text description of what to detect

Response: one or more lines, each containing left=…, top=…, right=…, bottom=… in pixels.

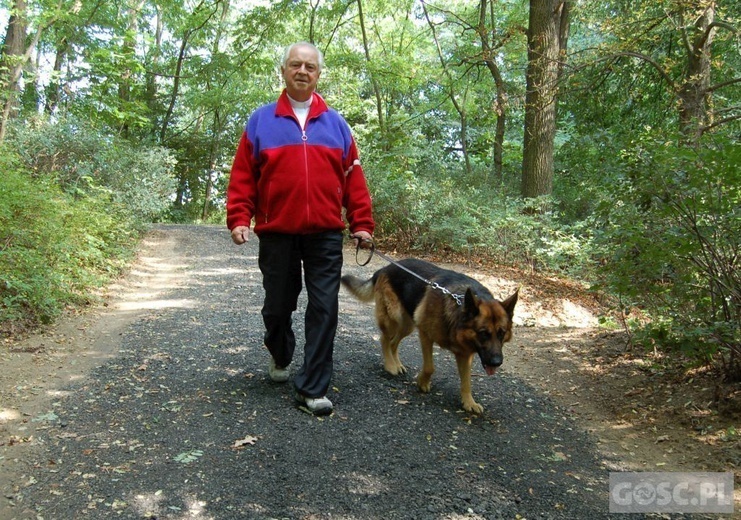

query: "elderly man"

left=227, top=42, right=374, bottom=415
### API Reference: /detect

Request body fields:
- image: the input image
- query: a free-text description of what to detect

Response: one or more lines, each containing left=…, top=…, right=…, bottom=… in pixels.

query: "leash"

left=352, top=236, right=465, bottom=306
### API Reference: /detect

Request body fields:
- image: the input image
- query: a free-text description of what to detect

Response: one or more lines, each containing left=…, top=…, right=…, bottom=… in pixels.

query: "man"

left=227, top=42, right=374, bottom=416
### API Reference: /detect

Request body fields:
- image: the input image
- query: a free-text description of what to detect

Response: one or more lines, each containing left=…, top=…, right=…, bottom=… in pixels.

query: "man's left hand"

left=351, top=231, right=373, bottom=249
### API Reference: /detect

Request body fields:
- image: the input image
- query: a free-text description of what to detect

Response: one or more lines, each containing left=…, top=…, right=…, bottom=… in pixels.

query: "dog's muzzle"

left=482, top=353, right=503, bottom=375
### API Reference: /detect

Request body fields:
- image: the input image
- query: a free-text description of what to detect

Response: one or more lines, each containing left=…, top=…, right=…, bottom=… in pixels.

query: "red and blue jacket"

left=226, top=90, right=375, bottom=237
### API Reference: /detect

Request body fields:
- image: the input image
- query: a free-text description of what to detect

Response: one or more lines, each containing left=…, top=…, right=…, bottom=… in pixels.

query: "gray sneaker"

left=268, top=358, right=289, bottom=383
left=295, top=393, right=333, bottom=416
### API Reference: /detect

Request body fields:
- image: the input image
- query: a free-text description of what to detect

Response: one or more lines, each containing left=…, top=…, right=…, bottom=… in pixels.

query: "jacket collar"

left=275, top=89, right=328, bottom=120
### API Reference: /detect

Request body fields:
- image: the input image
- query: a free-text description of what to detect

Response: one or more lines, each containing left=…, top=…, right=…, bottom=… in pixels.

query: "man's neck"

left=287, top=92, right=313, bottom=107
left=287, top=93, right=313, bottom=128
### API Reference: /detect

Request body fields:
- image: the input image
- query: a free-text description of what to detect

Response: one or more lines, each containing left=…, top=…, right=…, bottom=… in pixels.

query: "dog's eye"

left=477, top=329, right=491, bottom=342
left=496, top=329, right=506, bottom=341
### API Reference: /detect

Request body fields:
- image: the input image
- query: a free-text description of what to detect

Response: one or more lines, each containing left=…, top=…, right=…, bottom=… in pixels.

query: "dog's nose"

left=490, top=354, right=503, bottom=367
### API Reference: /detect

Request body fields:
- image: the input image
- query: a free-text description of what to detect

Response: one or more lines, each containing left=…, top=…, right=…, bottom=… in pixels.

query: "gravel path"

left=4, top=224, right=618, bottom=519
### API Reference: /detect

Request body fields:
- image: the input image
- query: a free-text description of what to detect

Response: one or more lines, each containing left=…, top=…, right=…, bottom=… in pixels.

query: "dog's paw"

left=416, top=374, right=432, bottom=393
left=463, top=403, right=484, bottom=415
left=462, top=399, right=484, bottom=414
left=384, top=364, right=401, bottom=376
left=384, top=363, right=407, bottom=376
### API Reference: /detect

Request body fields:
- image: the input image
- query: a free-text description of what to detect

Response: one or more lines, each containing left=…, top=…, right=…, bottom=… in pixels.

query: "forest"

left=0, top=0, right=739, bottom=380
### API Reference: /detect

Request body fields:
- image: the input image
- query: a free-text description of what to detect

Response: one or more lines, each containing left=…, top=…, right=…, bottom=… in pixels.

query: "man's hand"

left=231, top=226, right=250, bottom=245
left=351, top=231, right=373, bottom=249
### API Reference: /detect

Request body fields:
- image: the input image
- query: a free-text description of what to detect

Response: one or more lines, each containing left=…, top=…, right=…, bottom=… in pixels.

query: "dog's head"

left=457, top=288, right=518, bottom=375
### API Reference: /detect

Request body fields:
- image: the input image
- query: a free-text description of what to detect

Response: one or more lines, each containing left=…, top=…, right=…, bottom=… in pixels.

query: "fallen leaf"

left=174, top=450, right=203, bottom=464
left=233, top=435, right=258, bottom=448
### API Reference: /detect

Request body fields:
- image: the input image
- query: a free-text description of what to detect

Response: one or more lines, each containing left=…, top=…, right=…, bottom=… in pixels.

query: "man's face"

left=281, top=45, right=321, bottom=102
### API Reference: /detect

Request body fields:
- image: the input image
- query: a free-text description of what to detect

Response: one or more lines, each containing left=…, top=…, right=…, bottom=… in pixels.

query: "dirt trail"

left=0, top=224, right=737, bottom=519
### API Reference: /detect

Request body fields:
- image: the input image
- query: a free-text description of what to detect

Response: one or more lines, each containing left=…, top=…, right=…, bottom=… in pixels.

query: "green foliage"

left=0, top=149, right=143, bottom=330
left=369, top=159, right=592, bottom=277
left=591, top=132, right=740, bottom=376
left=0, top=0, right=737, bottom=384
left=8, top=116, right=177, bottom=221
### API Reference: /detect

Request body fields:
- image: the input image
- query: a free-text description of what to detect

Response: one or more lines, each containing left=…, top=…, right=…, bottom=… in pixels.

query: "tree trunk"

left=677, top=2, right=716, bottom=144
left=457, top=92, right=471, bottom=176
left=477, top=0, right=508, bottom=182
left=44, top=39, right=68, bottom=114
left=201, top=0, right=230, bottom=221
left=145, top=7, right=163, bottom=119
left=160, top=0, right=214, bottom=144
left=357, top=0, right=385, bottom=135
left=521, top=0, right=569, bottom=199
left=0, top=0, right=28, bottom=140
left=423, top=2, right=472, bottom=175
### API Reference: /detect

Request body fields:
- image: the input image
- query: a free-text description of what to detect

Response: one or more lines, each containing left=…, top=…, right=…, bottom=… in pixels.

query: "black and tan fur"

left=341, top=258, right=518, bottom=414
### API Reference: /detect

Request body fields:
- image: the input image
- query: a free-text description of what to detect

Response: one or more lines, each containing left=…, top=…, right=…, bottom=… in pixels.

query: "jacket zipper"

left=302, top=125, right=309, bottom=224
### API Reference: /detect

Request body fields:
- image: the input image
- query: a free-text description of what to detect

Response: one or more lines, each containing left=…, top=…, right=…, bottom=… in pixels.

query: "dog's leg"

left=377, top=304, right=412, bottom=375
left=455, top=354, right=483, bottom=414
left=416, top=331, right=435, bottom=393
left=380, top=329, right=407, bottom=375
left=391, top=341, right=406, bottom=375
left=388, top=315, right=413, bottom=375
left=374, top=285, right=410, bottom=376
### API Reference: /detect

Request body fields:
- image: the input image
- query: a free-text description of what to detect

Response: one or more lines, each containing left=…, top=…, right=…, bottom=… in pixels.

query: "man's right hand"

left=231, top=226, right=250, bottom=245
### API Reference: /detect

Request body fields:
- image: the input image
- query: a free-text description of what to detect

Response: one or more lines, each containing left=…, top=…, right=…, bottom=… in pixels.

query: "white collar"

left=287, top=93, right=313, bottom=110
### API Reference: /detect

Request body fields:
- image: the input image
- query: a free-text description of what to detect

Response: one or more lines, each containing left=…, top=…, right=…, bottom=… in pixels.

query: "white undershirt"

left=288, top=94, right=312, bottom=129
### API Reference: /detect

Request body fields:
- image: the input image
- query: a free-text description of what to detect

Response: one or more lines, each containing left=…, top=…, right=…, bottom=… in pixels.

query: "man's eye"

left=290, top=62, right=316, bottom=71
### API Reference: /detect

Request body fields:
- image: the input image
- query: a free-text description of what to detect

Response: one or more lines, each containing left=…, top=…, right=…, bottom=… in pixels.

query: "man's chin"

left=287, top=87, right=313, bottom=100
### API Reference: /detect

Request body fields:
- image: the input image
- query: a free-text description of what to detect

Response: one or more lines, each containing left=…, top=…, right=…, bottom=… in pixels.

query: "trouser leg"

left=258, top=234, right=302, bottom=368
left=293, top=231, right=343, bottom=398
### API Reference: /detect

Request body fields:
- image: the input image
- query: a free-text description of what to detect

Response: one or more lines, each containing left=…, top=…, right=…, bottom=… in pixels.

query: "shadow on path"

left=7, top=225, right=619, bottom=519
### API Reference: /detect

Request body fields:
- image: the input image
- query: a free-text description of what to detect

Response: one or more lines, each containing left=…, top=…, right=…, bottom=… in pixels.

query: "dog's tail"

left=340, top=274, right=375, bottom=302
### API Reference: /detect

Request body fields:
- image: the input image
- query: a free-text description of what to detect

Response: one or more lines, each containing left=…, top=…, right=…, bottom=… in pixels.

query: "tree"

left=0, top=0, right=49, bottom=140
left=476, top=0, right=514, bottom=181
left=521, top=0, right=570, bottom=199
left=423, top=1, right=473, bottom=175
left=357, top=0, right=385, bottom=136
left=580, top=0, right=740, bottom=146
left=665, top=1, right=739, bottom=143
left=0, top=0, right=28, bottom=134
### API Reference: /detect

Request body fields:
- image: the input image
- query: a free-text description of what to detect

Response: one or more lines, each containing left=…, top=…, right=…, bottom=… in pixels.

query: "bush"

left=367, top=161, right=592, bottom=276
left=0, top=137, right=147, bottom=333
left=8, top=116, right=177, bottom=222
left=591, top=133, right=740, bottom=378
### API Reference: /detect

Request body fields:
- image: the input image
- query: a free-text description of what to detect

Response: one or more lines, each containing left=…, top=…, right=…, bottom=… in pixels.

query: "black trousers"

left=257, top=231, right=343, bottom=398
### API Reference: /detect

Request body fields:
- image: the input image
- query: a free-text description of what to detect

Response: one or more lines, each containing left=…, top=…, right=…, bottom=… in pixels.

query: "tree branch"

left=700, top=113, right=741, bottom=135
left=707, top=76, right=741, bottom=93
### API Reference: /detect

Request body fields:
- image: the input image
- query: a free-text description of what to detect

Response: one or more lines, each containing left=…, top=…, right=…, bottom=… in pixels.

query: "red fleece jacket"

left=227, top=91, right=375, bottom=237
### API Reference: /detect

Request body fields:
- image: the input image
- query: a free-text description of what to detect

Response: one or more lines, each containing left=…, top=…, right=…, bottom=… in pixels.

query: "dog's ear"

left=463, top=288, right=480, bottom=318
left=501, top=288, right=519, bottom=318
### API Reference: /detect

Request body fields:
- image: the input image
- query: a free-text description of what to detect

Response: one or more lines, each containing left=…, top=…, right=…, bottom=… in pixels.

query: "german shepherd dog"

left=341, top=259, right=518, bottom=414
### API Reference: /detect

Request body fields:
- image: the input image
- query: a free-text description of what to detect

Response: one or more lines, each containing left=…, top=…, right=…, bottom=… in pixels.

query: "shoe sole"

left=295, top=396, right=333, bottom=416
left=268, top=359, right=289, bottom=383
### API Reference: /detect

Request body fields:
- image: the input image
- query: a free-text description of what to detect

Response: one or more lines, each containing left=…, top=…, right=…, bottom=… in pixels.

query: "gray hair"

left=281, top=42, right=324, bottom=72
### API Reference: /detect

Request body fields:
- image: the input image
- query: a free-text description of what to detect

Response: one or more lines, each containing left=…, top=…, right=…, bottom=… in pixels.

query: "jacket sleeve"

left=343, top=137, right=375, bottom=235
left=226, top=132, right=257, bottom=231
